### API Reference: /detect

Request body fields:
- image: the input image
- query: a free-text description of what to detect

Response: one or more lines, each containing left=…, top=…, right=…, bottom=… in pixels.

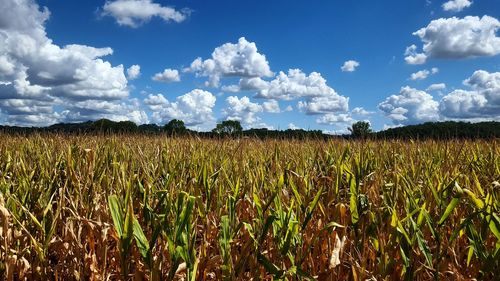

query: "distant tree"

left=138, top=124, right=161, bottom=134
left=349, top=121, right=372, bottom=138
left=116, top=121, right=138, bottom=132
left=164, top=119, right=186, bottom=134
left=212, top=120, right=243, bottom=135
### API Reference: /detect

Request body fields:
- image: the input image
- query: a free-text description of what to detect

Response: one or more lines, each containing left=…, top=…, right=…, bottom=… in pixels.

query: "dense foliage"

left=0, top=119, right=498, bottom=139
left=348, top=121, right=372, bottom=139
left=0, top=135, right=498, bottom=280
left=376, top=121, right=500, bottom=139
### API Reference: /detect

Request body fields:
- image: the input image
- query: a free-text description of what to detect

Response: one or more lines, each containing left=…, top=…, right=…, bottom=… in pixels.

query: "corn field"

left=0, top=135, right=498, bottom=280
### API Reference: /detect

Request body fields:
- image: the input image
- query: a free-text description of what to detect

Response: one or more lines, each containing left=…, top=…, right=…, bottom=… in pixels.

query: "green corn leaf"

left=281, top=220, right=298, bottom=256
left=417, top=202, right=426, bottom=227
left=349, top=174, right=359, bottom=225
left=487, top=214, right=500, bottom=240
left=467, top=245, right=474, bottom=267
left=302, top=186, right=323, bottom=230
left=123, top=198, right=135, bottom=248
left=438, top=197, right=460, bottom=226
left=108, top=195, right=124, bottom=236
left=412, top=219, right=433, bottom=267
left=133, top=217, right=150, bottom=262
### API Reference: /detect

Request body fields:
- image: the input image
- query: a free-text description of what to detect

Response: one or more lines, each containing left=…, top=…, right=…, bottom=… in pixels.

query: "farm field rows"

left=0, top=135, right=498, bottom=280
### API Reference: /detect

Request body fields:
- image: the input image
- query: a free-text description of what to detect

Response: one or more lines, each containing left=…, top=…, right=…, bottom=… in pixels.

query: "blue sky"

left=0, top=0, right=499, bottom=132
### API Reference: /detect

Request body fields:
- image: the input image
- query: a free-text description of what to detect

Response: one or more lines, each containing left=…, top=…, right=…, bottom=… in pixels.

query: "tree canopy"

left=348, top=121, right=372, bottom=138
left=0, top=119, right=498, bottom=140
left=212, top=120, right=243, bottom=135
left=164, top=119, right=187, bottom=135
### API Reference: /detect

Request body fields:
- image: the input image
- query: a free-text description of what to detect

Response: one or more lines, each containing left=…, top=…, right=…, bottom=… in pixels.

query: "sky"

left=0, top=0, right=499, bottom=133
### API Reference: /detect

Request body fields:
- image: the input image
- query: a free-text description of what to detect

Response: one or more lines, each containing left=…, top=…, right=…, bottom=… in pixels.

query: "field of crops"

left=0, top=135, right=498, bottom=280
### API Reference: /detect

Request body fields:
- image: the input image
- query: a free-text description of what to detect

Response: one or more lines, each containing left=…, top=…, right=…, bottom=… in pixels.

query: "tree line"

left=0, top=119, right=498, bottom=139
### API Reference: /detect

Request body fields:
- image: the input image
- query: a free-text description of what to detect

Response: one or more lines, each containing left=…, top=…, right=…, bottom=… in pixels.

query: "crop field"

left=0, top=135, right=498, bottom=280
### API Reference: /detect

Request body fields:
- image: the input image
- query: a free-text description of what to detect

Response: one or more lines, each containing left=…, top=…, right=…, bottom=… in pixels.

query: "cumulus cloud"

left=427, top=83, right=446, bottom=91
left=232, top=69, right=351, bottom=116
left=222, top=96, right=263, bottom=126
left=254, top=69, right=343, bottom=101
left=297, top=95, right=349, bottom=115
left=127, top=64, right=141, bottom=79
left=144, top=89, right=216, bottom=128
left=101, top=0, right=188, bottom=28
left=378, top=86, right=439, bottom=125
left=442, top=0, right=472, bottom=12
left=352, top=107, right=372, bottom=116
left=404, top=45, right=428, bottom=65
left=380, top=70, right=500, bottom=124
left=152, top=68, right=180, bottom=83
left=439, top=70, right=500, bottom=119
left=143, top=93, right=167, bottom=111
left=262, top=99, right=281, bottom=113
left=410, top=68, right=438, bottom=80
left=185, top=37, right=273, bottom=87
left=406, top=16, right=500, bottom=63
left=0, top=0, right=144, bottom=126
left=439, top=90, right=489, bottom=119
left=221, top=84, right=240, bottom=93
left=316, top=113, right=354, bottom=125
left=288, top=123, right=301, bottom=130
left=341, top=60, right=360, bottom=72
left=61, top=99, right=148, bottom=124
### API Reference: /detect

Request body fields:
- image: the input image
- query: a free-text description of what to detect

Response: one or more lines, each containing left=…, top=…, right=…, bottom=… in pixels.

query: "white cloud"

left=464, top=69, right=500, bottom=90
left=378, top=86, right=439, bottom=125
left=0, top=98, right=56, bottom=126
left=262, top=99, right=281, bottom=113
left=239, top=77, right=270, bottom=91
left=410, top=68, right=438, bottom=80
left=0, top=0, right=141, bottom=126
left=410, top=70, right=430, bottom=81
left=427, top=83, right=446, bottom=91
left=144, top=89, right=216, bottom=128
left=152, top=68, right=180, bottom=83
left=185, top=37, right=273, bottom=87
left=221, top=84, right=240, bottom=93
left=380, top=71, right=500, bottom=124
left=244, top=69, right=349, bottom=115
left=101, top=0, right=188, bottom=28
left=352, top=107, right=372, bottom=116
left=316, top=113, right=354, bottom=125
left=285, top=105, right=293, bottom=112
left=143, top=93, right=167, bottom=111
left=383, top=123, right=403, bottom=130
left=222, top=96, right=263, bottom=126
left=341, top=60, right=360, bottom=72
left=442, top=0, right=472, bottom=12
left=439, top=90, right=489, bottom=119
left=407, top=16, right=500, bottom=62
left=288, top=123, right=300, bottom=130
left=127, top=64, right=141, bottom=80
left=254, top=69, right=343, bottom=101
left=439, top=70, right=500, bottom=119
left=61, top=99, right=148, bottom=124
left=298, top=94, right=349, bottom=115
left=404, top=45, right=427, bottom=65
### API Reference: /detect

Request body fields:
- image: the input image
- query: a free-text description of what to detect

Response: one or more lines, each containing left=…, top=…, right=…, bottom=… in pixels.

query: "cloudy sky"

left=0, top=0, right=499, bottom=132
